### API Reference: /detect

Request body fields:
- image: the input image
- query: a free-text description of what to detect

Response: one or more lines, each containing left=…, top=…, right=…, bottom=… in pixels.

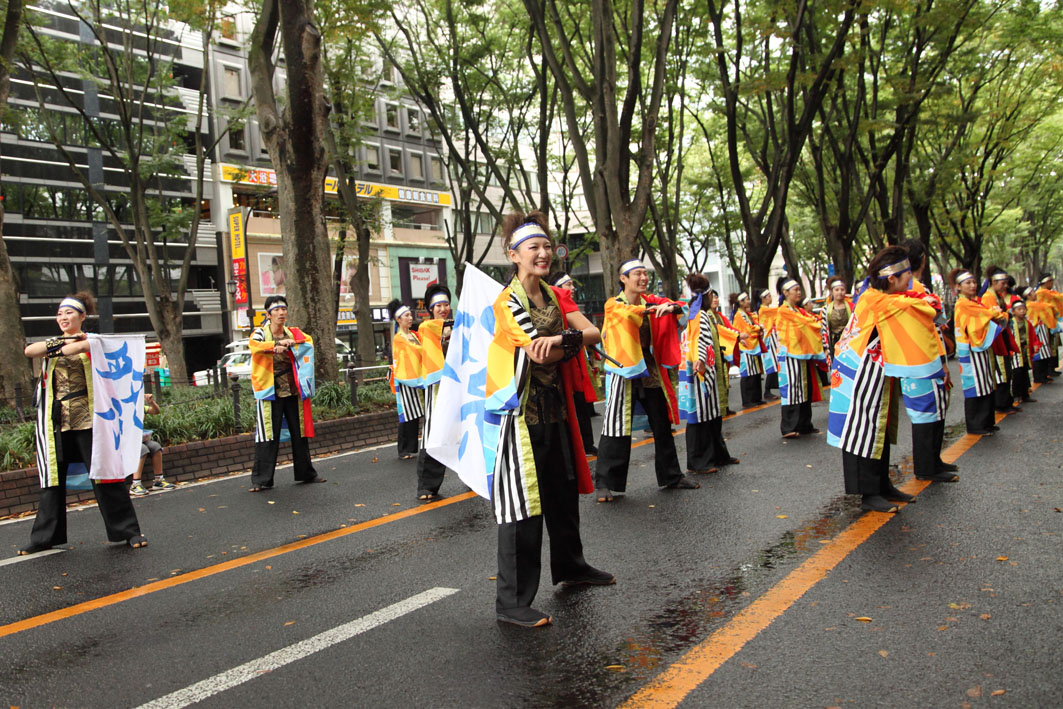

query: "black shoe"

left=665, top=474, right=700, bottom=490
left=725, top=408, right=736, bottom=416
left=916, top=471, right=960, bottom=483
left=883, top=487, right=917, bottom=503
left=584, top=445, right=598, bottom=456
left=17, top=543, right=54, bottom=556
left=1022, top=397, right=1037, bottom=403
left=938, top=461, right=959, bottom=472
left=497, top=607, right=552, bottom=627
left=764, top=393, right=780, bottom=401
left=989, top=425, right=1000, bottom=431
left=860, top=495, right=899, bottom=513
left=560, top=567, right=616, bottom=587
left=799, top=428, right=821, bottom=435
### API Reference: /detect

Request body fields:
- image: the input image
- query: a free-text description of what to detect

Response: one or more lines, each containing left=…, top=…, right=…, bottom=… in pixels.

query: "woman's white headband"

left=393, top=305, right=411, bottom=320
left=781, top=279, right=799, bottom=293
left=428, top=292, right=449, bottom=308
left=509, top=222, right=549, bottom=251
left=58, top=297, right=85, bottom=314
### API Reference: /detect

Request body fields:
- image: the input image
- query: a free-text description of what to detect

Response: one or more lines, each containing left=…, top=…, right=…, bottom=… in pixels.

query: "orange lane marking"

left=620, top=396, right=1024, bottom=708
left=587, top=398, right=779, bottom=462
left=0, top=491, right=477, bottom=640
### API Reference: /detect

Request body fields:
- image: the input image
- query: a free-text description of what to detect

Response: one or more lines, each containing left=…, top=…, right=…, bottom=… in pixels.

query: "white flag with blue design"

left=424, top=264, right=503, bottom=500
left=88, top=334, right=146, bottom=481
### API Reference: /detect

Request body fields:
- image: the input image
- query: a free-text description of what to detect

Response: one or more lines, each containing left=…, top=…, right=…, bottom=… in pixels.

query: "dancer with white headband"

left=414, top=283, right=452, bottom=499
left=484, top=211, right=612, bottom=628
left=595, top=258, right=699, bottom=501
left=775, top=277, right=827, bottom=438
left=1034, top=273, right=1062, bottom=375
left=820, top=276, right=852, bottom=366
left=980, top=267, right=1020, bottom=414
left=388, top=298, right=425, bottom=460
left=757, top=289, right=781, bottom=400
left=248, top=295, right=325, bottom=491
left=1025, top=283, right=1058, bottom=383
left=19, top=291, right=146, bottom=554
left=951, top=268, right=1007, bottom=435
left=729, top=291, right=765, bottom=408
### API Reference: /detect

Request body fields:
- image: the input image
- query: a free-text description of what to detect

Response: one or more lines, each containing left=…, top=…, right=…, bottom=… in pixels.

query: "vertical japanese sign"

left=229, top=210, right=248, bottom=306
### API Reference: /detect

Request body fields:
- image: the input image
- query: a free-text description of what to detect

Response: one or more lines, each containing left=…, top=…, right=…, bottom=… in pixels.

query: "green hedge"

left=0, top=380, right=396, bottom=472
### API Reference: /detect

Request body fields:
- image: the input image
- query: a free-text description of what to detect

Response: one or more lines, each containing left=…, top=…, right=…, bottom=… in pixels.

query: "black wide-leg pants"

left=994, top=357, right=1014, bottom=410
left=843, top=440, right=891, bottom=495
left=496, top=419, right=590, bottom=612
left=416, top=448, right=446, bottom=496
left=28, top=429, right=142, bottom=547
left=780, top=401, right=813, bottom=436
left=252, top=395, right=317, bottom=487
left=740, top=375, right=764, bottom=407
left=595, top=386, right=682, bottom=491
left=764, top=371, right=779, bottom=396
left=963, top=394, right=995, bottom=434
left=575, top=393, right=596, bottom=451
left=685, top=416, right=732, bottom=472
left=396, top=419, right=420, bottom=458
left=1011, top=366, right=1032, bottom=401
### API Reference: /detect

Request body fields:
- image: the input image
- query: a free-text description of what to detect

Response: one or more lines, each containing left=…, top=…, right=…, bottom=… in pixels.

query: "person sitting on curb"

left=129, top=393, right=176, bottom=496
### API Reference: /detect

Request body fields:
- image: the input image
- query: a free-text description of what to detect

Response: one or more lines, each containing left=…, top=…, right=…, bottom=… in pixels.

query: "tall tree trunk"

left=0, top=0, right=32, bottom=406
left=249, top=0, right=338, bottom=381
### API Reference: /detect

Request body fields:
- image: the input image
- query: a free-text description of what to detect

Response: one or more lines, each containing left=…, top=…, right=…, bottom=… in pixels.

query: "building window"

left=384, top=103, right=400, bottom=131
left=387, top=147, right=403, bottom=177
left=406, top=109, right=421, bottom=135
left=408, top=151, right=424, bottom=181
left=365, top=144, right=381, bottom=172
left=229, top=124, right=246, bottom=152
left=430, top=156, right=445, bottom=184
left=220, top=17, right=237, bottom=42
left=222, top=66, right=242, bottom=99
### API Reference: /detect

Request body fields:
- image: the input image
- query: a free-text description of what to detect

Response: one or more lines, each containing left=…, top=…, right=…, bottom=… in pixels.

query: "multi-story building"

left=0, top=4, right=225, bottom=374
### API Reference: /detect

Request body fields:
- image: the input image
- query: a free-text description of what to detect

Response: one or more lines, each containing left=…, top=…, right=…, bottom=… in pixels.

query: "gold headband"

left=877, top=259, right=911, bottom=278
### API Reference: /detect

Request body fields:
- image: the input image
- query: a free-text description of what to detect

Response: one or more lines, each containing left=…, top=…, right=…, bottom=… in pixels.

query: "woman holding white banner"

left=19, top=292, right=145, bottom=555
left=486, top=210, right=614, bottom=628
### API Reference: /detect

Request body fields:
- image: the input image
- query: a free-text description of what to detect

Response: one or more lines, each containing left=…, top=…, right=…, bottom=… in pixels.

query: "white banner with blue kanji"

left=424, top=264, right=502, bottom=500
left=88, top=334, right=145, bottom=481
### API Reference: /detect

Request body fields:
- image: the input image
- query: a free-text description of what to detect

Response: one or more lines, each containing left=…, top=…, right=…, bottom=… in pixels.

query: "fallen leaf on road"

left=805, top=464, right=812, bottom=468
left=991, top=690, right=1005, bottom=696
left=648, top=505, right=655, bottom=508
left=777, top=514, right=788, bottom=519
left=855, top=617, right=872, bottom=622
left=61, top=573, right=67, bottom=576
left=265, top=565, right=271, bottom=570
left=198, top=508, right=206, bottom=512
left=878, top=650, right=889, bottom=658
left=488, top=576, right=497, bottom=581
left=995, top=556, right=1009, bottom=561
left=392, top=503, right=401, bottom=507
left=967, top=686, right=982, bottom=698
left=52, top=586, right=62, bottom=590
left=371, top=457, right=379, bottom=463
left=267, top=501, right=275, bottom=505
left=949, top=602, right=972, bottom=610
left=819, top=540, right=830, bottom=544
left=218, top=505, right=227, bottom=509
left=937, top=625, right=949, bottom=631
left=284, top=621, right=295, bottom=627
left=605, top=665, right=625, bottom=672
left=980, top=614, right=991, bottom=620
left=292, top=511, right=299, bottom=515
left=354, top=504, right=365, bottom=507
left=740, top=662, right=758, bottom=669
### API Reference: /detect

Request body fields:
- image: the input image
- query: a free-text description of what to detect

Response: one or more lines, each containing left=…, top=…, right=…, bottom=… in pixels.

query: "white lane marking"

left=136, top=586, right=460, bottom=709
left=0, top=548, right=66, bottom=566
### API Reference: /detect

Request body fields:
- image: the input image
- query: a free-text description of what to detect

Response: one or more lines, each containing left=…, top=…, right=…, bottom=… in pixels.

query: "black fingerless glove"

left=45, top=337, right=65, bottom=358
left=560, top=329, right=583, bottom=361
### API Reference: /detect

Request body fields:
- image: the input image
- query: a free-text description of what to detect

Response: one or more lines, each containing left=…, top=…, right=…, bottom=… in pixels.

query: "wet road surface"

left=0, top=378, right=1060, bottom=707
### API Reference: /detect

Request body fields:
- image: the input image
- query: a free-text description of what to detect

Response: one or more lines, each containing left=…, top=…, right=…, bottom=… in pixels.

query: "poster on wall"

left=408, top=262, right=438, bottom=299
left=338, top=255, right=371, bottom=302
left=258, top=253, right=286, bottom=295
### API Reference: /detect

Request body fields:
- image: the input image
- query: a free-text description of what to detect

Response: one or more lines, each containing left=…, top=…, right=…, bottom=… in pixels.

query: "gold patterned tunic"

left=53, top=355, right=91, bottom=431
left=524, top=297, right=565, bottom=426
left=273, top=349, right=294, bottom=398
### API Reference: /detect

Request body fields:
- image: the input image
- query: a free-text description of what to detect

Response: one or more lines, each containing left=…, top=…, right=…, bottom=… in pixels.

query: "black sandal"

left=248, top=484, right=273, bottom=493
left=18, top=543, right=53, bottom=556
left=128, top=535, right=148, bottom=549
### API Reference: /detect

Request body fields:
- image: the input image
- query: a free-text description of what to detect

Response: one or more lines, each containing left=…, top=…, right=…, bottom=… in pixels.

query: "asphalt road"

left=0, top=376, right=1060, bottom=708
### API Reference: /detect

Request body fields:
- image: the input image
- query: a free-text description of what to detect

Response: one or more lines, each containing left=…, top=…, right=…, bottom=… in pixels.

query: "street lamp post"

left=225, top=279, right=238, bottom=345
